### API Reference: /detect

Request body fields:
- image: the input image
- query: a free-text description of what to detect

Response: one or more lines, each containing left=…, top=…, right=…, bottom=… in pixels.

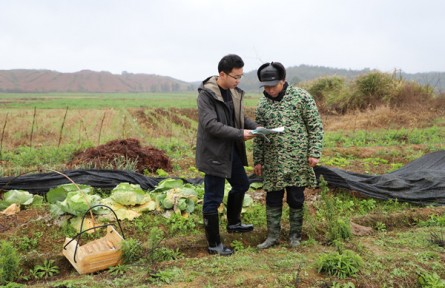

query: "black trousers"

left=202, top=148, right=249, bottom=214
left=266, top=186, right=305, bottom=209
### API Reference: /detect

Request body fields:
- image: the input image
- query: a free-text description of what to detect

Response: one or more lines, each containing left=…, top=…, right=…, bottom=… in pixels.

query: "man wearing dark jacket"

left=196, top=54, right=258, bottom=256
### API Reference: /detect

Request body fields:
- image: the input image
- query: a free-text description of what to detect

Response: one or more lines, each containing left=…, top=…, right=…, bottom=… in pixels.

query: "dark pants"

left=266, top=186, right=305, bottom=209
left=203, top=149, right=250, bottom=214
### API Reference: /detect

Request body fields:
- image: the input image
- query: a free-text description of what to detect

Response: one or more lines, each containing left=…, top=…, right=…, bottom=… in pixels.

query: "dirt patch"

left=0, top=208, right=42, bottom=235
left=322, top=104, right=445, bottom=131
left=352, top=206, right=445, bottom=229
left=67, top=138, right=172, bottom=173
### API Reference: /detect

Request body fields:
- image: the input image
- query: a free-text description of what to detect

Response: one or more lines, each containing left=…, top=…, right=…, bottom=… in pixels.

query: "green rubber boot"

left=289, top=208, right=304, bottom=248
left=257, top=206, right=282, bottom=249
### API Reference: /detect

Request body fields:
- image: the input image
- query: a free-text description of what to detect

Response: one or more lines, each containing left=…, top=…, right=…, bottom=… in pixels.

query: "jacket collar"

left=199, top=76, right=244, bottom=102
left=263, top=82, right=289, bottom=102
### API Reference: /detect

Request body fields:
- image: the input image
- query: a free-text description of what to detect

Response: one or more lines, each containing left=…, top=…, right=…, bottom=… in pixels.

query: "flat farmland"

left=0, top=92, right=259, bottom=176
left=1, top=92, right=445, bottom=287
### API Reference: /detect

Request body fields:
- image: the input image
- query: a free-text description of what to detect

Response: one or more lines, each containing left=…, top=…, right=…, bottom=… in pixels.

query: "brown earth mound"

left=67, top=138, right=172, bottom=173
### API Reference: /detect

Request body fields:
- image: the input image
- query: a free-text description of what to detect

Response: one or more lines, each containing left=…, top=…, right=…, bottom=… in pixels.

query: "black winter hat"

left=257, top=62, right=286, bottom=87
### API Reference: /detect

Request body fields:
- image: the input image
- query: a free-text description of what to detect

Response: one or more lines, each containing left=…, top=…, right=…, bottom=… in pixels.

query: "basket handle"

left=63, top=204, right=125, bottom=263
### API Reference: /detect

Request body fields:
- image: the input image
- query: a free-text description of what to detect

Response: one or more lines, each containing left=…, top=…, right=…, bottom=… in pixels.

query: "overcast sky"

left=1, top=0, right=444, bottom=82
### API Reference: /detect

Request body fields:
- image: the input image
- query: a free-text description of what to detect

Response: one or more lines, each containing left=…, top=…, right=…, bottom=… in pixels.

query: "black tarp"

left=0, top=170, right=196, bottom=195
left=1, top=151, right=445, bottom=205
left=314, top=150, right=445, bottom=205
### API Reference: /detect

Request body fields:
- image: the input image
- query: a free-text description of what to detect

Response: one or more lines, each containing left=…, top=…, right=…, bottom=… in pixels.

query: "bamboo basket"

left=62, top=205, right=125, bottom=274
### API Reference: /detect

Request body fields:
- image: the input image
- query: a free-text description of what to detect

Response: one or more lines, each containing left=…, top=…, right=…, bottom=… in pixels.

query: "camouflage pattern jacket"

left=253, top=85, right=324, bottom=191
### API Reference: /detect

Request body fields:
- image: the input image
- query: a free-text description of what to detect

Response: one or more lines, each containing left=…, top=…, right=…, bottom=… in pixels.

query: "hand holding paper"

left=250, top=126, right=285, bottom=142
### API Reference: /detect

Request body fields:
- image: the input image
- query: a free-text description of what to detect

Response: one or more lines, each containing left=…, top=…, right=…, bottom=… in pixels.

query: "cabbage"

left=2, top=190, right=34, bottom=206
left=110, top=182, right=150, bottom=206
left=100, top=197, right=127, bottom=212
left=0, top=200, right=9, bottom=210
left=133, top=200, right=156, bottom=213
left=185, top=199, right=195, bottom=213
left=114, top=209, right=141, bottom=221
left=99, top=197, right=154, bottom=220
left=154, top=193, right=166, bottom=206
left=159, top=187, right=199, bottom=211
left=57, top=191, right=102, bottom=216
left=69, top=216, right=101, bottom=233
left=177, top=198, right=187, bottom=211
left=243, top=194, right=253, bottom=207
left=152, top=179, right=184, bottom=192
left=46, top=183, right=93, bottom=204
left=179, top=187, right=199, bottom=202
left=31, top=195, right=44, bottom=207
left=162, top=197, right=174, bottom=209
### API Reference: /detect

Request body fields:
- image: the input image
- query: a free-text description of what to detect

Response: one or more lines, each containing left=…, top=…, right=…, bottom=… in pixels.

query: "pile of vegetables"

left=1, top=178, right=257, bottom=232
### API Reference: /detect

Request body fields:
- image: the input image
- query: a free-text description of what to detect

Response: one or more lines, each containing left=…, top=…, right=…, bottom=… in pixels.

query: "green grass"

left=324, top=126, right=445, bottom=148
left=0, top=92, right=262, bottom=109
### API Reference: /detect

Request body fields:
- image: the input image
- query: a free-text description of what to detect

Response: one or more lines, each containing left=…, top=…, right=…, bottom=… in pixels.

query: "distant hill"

left=1, top=67, right=444, bottom=93
left=0, top=69, right=194, bottom=93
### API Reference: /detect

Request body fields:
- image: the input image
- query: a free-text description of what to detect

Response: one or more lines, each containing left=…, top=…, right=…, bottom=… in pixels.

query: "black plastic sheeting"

left=314, top=150, right=445, bottom=205
left=0, top=170, right=201, bottom=195
left=1, top=151, right=445, bottom=205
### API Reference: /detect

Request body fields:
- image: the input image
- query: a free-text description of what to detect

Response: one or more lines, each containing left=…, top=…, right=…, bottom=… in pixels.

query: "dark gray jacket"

left=196, top=76, right=257, bottom=178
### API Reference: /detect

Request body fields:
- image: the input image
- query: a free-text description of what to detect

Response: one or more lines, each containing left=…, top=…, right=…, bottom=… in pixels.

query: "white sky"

left=1, top=0, right=444, bottom=82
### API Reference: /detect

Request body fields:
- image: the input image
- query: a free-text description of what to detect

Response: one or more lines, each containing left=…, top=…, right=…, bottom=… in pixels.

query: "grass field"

left=1, top=92, right=445, bottom=287
left=0, top=92, right=262, bottom=109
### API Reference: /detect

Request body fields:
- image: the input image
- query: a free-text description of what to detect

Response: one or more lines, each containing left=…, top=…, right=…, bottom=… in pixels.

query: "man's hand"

left=308, top=157, right=319, bottom=167
left=254, top=164, right=263, bottom=176
left=243, top=130, right=256, bottom=141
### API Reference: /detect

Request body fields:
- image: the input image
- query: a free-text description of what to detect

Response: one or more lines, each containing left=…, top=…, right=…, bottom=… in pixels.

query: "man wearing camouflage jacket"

left=253, top=62, right=324, bottom=249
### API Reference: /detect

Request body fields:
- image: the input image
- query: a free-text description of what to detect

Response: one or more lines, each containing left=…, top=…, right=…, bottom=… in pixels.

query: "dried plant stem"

left=98, top=111, right=106, bottom=146
left=0, top=112, right=8, bottom=158
left=122, top=114, right=127, bottom=138
left=30, top=107, right=37, bottom=149
left=79, top=118, right=88, bottom=145
left=58, top=107, right=69, bottom=148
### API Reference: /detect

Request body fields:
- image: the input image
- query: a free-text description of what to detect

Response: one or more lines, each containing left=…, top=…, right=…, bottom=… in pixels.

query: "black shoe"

left=226, top=222, right=254, bottom=233
left=208, top=243, right=234, bottom=256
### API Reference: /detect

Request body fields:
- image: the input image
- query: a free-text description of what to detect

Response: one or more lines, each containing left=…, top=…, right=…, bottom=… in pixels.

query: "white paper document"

left=250, top=126, right=285, bottom=142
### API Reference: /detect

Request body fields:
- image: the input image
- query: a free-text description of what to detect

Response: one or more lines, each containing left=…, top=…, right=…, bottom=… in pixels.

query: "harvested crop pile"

left=67, top=138, right=172, bottom=173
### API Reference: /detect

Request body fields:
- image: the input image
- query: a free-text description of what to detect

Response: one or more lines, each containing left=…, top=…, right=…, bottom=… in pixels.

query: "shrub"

left=391, top=81, right=434, bottom=108
left=349, top=71, right=398, bottom=110
left=418, top=271, right=445, bottom=287
left=301, top=76, right=346, bottom=114
left=148, top=267, right=184, bottom=285
left=319, top=177, right=352, bottom=243
left=147, top=227, right=183, bottom=264
left=108, top=264, right=128, bottom=276
left=121, top=238, right=144, bottom=264
left=0, top=240, right=21, bottom=285
left=328, top=218, right=352, bottom=242
left=29, top=259, right=59, bottom=279
left=317, top=249, right=363, bottom=279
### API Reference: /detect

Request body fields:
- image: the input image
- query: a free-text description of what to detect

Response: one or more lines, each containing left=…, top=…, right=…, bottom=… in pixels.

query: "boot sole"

left=257, top=243, right=279, bottom=249
left=257, top=240, right=279, bottom=249
left=208, top=249, right=233, bottom=256
left=226, top=227, right=254, bottom=233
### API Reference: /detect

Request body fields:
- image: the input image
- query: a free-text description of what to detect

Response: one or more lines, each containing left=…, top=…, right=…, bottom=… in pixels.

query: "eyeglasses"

left=225, top=73, right=243, bottom=80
